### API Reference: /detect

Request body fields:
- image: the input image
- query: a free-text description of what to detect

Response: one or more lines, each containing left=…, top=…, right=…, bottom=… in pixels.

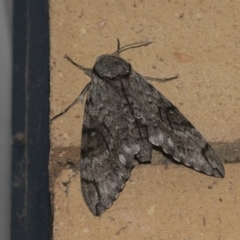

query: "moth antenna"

left=64, top=55, right=92, bottom=77
left=116, top=39, right=121, bottom=57
left=112, top=40, right=153, bottom=56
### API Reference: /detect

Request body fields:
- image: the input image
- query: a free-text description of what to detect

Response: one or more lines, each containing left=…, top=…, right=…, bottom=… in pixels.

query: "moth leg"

left=64, top=55, right=92, bottom=76
left=51, top=83, right=91, bottom=121
left=144, top=74, right=178, bottom=82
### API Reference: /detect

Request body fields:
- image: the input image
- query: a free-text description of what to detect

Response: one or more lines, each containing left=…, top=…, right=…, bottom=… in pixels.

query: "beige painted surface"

left=49, top=0, right=240, bottom=239
left=53, top=164, right=240, bottom=240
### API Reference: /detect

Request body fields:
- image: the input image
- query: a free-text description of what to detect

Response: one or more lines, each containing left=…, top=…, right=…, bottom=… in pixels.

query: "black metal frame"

left=11, top=1, right=51, bottom=239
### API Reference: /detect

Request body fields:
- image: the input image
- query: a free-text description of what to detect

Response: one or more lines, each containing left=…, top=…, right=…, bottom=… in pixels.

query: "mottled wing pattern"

left=80, top=73, right=151, bottom=216
left=125, top=70, right=225, bottom=177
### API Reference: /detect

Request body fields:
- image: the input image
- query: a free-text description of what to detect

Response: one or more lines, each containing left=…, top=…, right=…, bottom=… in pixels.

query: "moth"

left=52, top=40, right=225, bottom=216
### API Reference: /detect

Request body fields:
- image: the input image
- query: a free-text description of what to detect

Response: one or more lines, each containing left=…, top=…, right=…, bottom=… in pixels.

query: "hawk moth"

left=52, top=41, right=225, bottom=216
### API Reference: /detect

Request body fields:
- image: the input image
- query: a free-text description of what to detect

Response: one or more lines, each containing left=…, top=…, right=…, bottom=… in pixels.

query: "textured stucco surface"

left=52, top=164, right=240, bottom=240
left=49, top=0, right=240, bottom=239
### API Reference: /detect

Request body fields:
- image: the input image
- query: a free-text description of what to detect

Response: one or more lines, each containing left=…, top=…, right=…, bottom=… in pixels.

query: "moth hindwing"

left=52, top=41, right=225, bottom=216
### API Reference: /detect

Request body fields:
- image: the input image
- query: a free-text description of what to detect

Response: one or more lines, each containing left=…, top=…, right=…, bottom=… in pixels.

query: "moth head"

left=93, top=55, right=131, bottom=79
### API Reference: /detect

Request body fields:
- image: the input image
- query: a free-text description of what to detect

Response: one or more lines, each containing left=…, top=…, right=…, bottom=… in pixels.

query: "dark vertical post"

left=11, top=1, right=51, bottom=239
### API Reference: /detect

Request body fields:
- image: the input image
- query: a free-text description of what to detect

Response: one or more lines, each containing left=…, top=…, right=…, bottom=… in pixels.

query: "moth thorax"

left=93, top=55, right=131, bottom=79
